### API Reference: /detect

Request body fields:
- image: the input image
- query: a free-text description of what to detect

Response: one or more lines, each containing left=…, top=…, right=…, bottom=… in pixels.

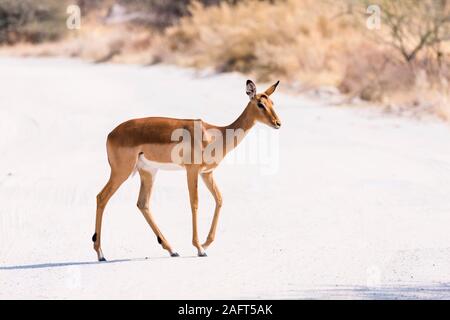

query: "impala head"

left=246, top=79, right=281, bottom=129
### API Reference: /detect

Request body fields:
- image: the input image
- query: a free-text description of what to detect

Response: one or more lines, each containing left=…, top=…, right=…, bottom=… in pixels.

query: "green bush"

left=0, top=0, right=67, bottom=44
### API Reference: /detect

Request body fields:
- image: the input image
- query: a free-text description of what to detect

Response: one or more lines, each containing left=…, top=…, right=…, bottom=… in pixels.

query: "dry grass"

left=0, top=0, right=69, bottom=44
left=1, top=0, right=449, bottom=120
left=0, top=24, right=153, bottom=64
left=155, top=0, right=362, bottom=86
left=0, top=8, right=156, bottom=64
left=151, top=0, right=450, bottom=119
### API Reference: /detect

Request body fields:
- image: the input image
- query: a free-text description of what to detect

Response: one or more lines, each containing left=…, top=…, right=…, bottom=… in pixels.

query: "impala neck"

left=221, top=104, right=255, bottom=154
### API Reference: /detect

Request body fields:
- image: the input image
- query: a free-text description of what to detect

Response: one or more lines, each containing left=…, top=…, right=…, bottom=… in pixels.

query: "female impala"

left=93, top=80, right=281, bottom=261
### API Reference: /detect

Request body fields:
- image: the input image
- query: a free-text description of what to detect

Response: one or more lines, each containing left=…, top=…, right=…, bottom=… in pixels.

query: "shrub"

left=157, top=0, right=360, bottom=84
left=358, top=0, right=450, bottom=64
left=155, top=0, right=449, bottom=111
left=0, top=0, right=68, bottom=44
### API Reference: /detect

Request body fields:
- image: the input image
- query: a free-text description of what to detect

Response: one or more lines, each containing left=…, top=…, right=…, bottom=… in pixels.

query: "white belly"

left=136, top=154, right=184, bottom=173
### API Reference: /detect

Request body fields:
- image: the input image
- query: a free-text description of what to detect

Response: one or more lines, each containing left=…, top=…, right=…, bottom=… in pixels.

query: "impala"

left=92, top=80, right=281, bottom=261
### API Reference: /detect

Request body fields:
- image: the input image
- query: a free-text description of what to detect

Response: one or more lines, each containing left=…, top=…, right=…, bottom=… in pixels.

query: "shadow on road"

left=0, top=255, right=198, bottom=270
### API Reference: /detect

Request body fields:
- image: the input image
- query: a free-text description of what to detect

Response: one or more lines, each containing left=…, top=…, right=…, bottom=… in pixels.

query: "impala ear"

left=246, top=80, right=256, bottom=100
left=264, top=80, right=280, bottom=96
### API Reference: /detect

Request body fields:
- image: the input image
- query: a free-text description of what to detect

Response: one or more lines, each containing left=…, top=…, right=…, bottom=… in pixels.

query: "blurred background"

left=0, top=0, right=449, bottom=119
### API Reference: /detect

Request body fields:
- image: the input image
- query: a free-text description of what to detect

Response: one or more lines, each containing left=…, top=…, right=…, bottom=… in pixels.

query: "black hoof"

left=99, top=257, right=107, bottom=262
left=171, top=252, right=180, bottom=257
left=198, top=252, right=208, bottom=257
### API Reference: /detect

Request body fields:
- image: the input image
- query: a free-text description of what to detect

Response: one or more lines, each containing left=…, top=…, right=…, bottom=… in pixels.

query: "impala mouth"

left=273, top=120, right=281, bottom=129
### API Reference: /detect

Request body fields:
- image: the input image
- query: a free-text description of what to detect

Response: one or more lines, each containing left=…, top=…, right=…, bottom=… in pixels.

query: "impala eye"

left=257, top=102, right=265, bottom=109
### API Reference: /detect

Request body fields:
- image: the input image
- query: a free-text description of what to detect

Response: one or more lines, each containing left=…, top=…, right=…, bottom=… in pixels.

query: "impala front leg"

left=187, top=168, right=206, bottom=257
left=201, top=172, right=223, bottom=250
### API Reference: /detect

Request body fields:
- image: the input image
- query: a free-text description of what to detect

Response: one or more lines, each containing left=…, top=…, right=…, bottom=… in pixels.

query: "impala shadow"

left=0, top=255, right=198, bottom=271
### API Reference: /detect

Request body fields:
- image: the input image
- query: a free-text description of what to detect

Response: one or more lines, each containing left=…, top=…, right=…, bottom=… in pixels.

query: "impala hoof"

left=198, top=252, right=208, bottom=257
left=171, top=252, right=180, bottom=257
left=99, top=257, right=107, bottom=262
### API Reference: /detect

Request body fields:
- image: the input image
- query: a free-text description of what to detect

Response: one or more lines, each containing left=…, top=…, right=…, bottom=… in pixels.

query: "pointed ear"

left=246, top=80, right=256, bottom=100
left=264, top=80, right=280, bottom=96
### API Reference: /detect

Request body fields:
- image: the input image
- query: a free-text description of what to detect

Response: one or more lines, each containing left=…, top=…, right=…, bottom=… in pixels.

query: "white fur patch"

left=136, top=153, right=183, bottom=173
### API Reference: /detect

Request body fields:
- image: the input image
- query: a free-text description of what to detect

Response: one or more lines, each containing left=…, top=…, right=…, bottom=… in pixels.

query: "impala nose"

left=274, top=120, right=281, bottom=129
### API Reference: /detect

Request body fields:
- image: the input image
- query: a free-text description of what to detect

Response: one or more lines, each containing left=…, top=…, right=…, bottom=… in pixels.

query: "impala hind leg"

left=200, top=172, right=223, bottom=250
left=187, top=168, right=206, bottom=257
left=93, top=173, right=128, bottom=261
left=137, top=169, right=178, bottom=257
